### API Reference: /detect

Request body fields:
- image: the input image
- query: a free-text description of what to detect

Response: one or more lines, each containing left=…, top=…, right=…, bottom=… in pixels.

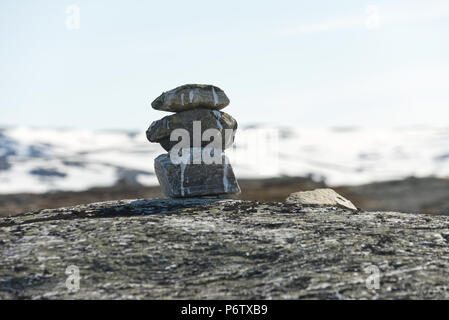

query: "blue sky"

left=1, top=0, right=448, bottom=130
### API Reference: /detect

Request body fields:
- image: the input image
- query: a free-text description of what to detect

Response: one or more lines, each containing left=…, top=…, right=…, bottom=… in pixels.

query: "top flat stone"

left=151, top=84, right=230, bottom=112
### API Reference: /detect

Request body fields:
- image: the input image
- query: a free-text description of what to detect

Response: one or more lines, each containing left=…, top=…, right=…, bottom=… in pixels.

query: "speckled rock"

left=154, top=152, right=240, bottom=198
left=286, top=188, right=358, bottom=211
left=146, top=108, right=237, bottom=152
left=1, top=199, right=449, bottom=299
left=152, top=84, right=230, bottom=112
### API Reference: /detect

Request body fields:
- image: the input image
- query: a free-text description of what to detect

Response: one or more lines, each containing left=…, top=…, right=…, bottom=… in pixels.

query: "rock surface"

left=154, top=152, right=240, bottom=197
left=1, top=198, right=449, bottom=299
left=152, top=84, right=230, bottom=112
left=146, top=108, right=237, bottom=152
left=286, top=188, right=358, bottom=211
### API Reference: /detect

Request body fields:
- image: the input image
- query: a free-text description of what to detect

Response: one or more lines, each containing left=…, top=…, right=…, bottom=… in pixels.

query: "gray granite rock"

left=154, top=152, right=240, bottom=198
left=2, top=199, right=449, bottom=299
left=152, top=84, right=230, bottom=112
left=146, top=108, right=237, bottom=152
left=286, top=188, right=358, bottom=211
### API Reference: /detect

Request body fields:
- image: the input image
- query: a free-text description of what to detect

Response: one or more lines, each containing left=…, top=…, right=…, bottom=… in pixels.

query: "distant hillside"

left=1, top=176, right=449, bottom=217
left=1, top=126, right=449, bottom=194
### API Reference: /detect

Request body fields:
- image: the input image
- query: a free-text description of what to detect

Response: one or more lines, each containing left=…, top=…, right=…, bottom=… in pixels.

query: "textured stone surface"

left=154, top=152, right=240, bottom=198
left=146, top=108, right=237, bottom=152
left=286, top=188, right=358, bottom=211
left=1, top=199, right=449, bottom=299
left=152, top=84, right=230, bottom=112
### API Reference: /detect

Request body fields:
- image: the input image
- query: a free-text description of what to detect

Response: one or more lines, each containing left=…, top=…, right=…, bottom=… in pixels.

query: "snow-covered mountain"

left=1, top=126, right=449, bottom=194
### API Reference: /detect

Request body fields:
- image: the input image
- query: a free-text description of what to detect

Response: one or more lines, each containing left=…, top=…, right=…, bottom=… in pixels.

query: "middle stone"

left=146, top=108, right=238, bottom=152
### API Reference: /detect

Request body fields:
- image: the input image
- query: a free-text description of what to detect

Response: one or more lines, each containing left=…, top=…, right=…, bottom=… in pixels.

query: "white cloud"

left=277, top=16, right=362, bottom=36
left=277, top=2, right=449, bottom=37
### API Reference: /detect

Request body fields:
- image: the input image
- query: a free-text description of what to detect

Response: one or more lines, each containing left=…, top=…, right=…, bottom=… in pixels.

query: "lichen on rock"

left=1, top=198, right=449, bottom=299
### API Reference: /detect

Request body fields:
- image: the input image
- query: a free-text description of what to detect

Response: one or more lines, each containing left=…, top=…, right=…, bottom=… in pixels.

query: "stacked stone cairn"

left=146, top=84, right=241, bottom=198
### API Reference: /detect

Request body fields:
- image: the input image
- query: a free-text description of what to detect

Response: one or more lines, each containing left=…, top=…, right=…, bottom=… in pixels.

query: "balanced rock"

left=286, top=188, right=358, bottom=211
left=146, top=108, right=237, bottom=152
left=148, top=84, right=239, bottom=199
left=152, top=84, right=230, bottom=112
left=154, top=152, right=240, bottom=198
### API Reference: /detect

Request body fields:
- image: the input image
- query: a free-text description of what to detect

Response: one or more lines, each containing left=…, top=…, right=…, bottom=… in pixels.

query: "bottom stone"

left=154, top=152, right=241, bottom=198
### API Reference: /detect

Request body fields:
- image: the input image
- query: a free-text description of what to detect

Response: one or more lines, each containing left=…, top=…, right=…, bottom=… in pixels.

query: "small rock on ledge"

left=286, top=188, right=358, bottom=211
